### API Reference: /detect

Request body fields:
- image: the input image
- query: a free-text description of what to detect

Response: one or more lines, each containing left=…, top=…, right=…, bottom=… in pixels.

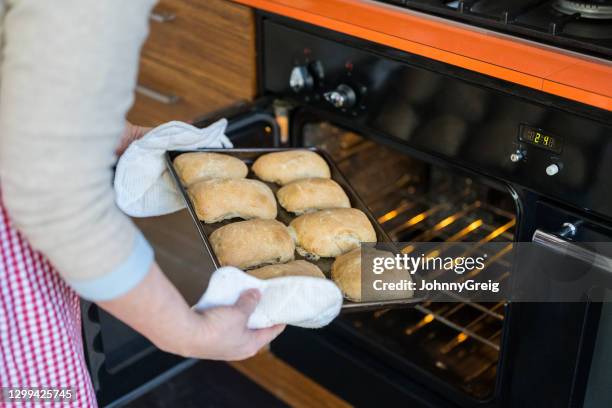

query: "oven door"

left=82, top=100, right=281, bottom=407
left=506, top=201, right=612, bottom=408
left=270, top=107, right=520, bottom=408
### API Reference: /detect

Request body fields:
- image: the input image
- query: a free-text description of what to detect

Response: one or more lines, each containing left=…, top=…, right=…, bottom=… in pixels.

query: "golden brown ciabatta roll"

left=248, top=260, right=325, bottom=280
left=288, top=208, right=376, bottom=260
left=189, top=178, right=277, bottom=223
left=173, top=152, right=247, bottom=186
left=331, top=248, right=413, bottom=302
left=210, top=219, right=295, bottom=269
left=276, top=178, right=350, bottom=215
left=331, top=248, right=363, bottom=301
left=252, top=150, right=331, bottom=185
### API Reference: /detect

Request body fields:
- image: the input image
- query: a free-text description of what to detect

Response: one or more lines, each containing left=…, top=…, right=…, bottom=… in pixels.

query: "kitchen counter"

left=232, top=0, right=612, bottom=112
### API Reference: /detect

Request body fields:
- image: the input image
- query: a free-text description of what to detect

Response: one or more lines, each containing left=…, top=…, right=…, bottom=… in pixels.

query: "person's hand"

left=99, top=264, right=284, bottom=362
left=162, top=289, right=286, bottom=361
left=115, top=121, right=152, bottom=156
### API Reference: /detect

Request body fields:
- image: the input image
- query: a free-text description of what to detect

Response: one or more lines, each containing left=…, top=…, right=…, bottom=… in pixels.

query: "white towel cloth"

left=114, top=119, right=231, bottom=217
left=195, top=267, right=343, bottom=329
left=114, top=121, right=343, bottom=329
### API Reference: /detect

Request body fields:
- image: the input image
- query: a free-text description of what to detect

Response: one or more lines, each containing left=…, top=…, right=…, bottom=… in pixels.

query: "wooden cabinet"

left=128, top=0, right=256, bottom=127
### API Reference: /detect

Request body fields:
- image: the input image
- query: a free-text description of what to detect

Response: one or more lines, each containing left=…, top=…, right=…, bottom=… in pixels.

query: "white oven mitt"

left=195, top=267, right=343, bottom=329
left=114, top=119, right=231, bottom=217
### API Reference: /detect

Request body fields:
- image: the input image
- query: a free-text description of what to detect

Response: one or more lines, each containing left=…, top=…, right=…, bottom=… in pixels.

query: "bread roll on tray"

left=189, top=178, right=277, bottom=223
left=248, top=260, right=325, bottom=280
left=331, top=248, right=413, bottom=302
left=331, top=248, right=363, bottom=301
left=277, top=178, right=350, bottom=215
left=210, top=219, right=295, bottom=269
left=174, top=152, right=247, bottom=186
left=288, top=208, right=376, bottom=260
left=252, top=150, right=331, bottom=185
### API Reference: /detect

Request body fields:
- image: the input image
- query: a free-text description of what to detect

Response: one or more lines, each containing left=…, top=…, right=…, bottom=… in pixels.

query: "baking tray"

left=166, top=148, right=424, bottom=312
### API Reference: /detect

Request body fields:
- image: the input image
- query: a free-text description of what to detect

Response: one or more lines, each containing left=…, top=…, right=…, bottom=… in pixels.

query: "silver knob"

left=546, top=163, right=560, bottom=176
left=510, top=149, right=524, bottom=162
left=559, top=222, right=577, bottom=238
left=289, top=66, right=314, bottom=93
left=323, top=84, right=356, bottom=109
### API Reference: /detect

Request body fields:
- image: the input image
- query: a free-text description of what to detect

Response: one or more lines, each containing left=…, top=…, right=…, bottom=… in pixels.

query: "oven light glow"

left=401, top=244, right=414, bottom=254
left=480, top=219, right=516, bottom=243
left=378, top=209, right=399, bottom=223
left=448, top=220, right=483, bottom=241
left=404, top=212, right=427, bottom=227
left=373, top=309, right=390, bottom=319
left=405, top=313, right=436, bottom=335
left=435, top=215, right=457, bottom=231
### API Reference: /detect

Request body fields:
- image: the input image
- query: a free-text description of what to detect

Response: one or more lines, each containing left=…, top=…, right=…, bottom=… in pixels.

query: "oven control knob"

left=289, top=65, right=314, bottom=93
left=510, top=149, right=525, bottom=163
left=546, top=163, right=560, bottom=176
left=324, top=84, right=357, bottom=109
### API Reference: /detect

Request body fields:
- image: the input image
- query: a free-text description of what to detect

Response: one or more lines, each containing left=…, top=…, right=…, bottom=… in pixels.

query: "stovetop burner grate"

left=380, top=0, right=612, bottom=58
left=553, top=0, right=612, bottom=19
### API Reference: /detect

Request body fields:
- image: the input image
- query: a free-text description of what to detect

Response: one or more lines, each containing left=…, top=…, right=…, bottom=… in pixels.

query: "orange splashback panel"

left=233, top=0, right=612, bottom=112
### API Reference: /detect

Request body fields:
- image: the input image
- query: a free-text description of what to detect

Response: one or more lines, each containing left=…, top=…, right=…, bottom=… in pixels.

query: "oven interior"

left=300, top=120, right=517, bottom=400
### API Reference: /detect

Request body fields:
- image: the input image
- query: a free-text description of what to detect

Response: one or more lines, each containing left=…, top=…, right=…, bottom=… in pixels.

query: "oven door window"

left=300, top=121, right=517, bottom=401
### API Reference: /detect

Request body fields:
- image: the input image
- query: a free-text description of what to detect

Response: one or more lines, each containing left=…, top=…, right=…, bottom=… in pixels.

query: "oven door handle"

left=532, top=229, right=612, bottom=274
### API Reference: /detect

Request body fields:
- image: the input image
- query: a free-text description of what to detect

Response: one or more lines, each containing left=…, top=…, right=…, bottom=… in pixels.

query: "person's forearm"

left=97, top=263, right=199, bottom=357
left=97, top=264, right=286, bottom=360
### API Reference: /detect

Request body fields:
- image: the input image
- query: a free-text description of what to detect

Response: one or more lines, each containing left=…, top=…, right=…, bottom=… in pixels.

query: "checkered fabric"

left=0, top=198, right=97, bottom=407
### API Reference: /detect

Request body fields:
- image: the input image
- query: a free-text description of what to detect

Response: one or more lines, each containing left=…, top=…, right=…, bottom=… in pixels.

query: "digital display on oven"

left=519, top=125, right=563, bottom=153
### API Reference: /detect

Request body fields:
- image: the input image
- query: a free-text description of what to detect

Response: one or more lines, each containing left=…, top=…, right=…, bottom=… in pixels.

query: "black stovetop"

left=379, top=0, right=612, bottom=59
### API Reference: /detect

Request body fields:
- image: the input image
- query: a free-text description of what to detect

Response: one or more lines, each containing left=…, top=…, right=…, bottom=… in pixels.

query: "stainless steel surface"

left=533, top=229, right=612, bottom=273
left=323, top=84, right=357, bottom=109
left=136, top=85, right=180, bottom=105
left=553, top=0, right=612, bottom=19
left=289, top=66, right=313, bottom=93
left=414, top=304, right=501, bottom=351
left=546, top=163, right=560, bottom=176
left=560, top=221, right=579, bottom=238
left=510, top=149, right=524, bottom=162
left=165, top=147, right=423, bottom=311
left=150, top=11, right=176, bottom=23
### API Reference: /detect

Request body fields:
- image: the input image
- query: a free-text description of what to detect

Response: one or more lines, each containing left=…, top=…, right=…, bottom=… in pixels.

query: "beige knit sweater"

left=0, top=0, right=158, bottom=300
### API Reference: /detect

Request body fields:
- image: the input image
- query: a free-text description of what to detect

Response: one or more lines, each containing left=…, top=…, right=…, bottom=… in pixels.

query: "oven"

left=84, top=11, right=612, bottom=407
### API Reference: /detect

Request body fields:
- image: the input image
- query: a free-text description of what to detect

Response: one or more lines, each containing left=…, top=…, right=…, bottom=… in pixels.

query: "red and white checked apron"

left=0, top=197, right=97, bottom=407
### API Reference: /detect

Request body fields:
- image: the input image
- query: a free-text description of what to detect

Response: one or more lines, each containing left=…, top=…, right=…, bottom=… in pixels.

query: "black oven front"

left=260, top=14, right=612, bottom=408
left=83, top=12, right=612, bottom=408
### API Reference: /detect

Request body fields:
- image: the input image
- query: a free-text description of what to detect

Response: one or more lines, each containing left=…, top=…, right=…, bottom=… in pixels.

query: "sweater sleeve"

left=0, top=0, right=158, bottom=301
